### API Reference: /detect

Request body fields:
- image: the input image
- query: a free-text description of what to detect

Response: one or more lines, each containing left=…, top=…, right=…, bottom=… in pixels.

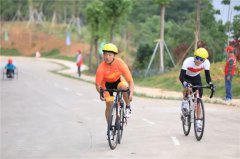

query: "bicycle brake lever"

left=209, top=85, right=216, bottom=98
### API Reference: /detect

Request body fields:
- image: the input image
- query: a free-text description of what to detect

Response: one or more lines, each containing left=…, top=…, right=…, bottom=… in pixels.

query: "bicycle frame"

left=100, top=88, right=130, bottom=149
left=187, top=85, right=215, bottom=119
left=186, top=86, right=200, bottom=123
left=181, top=84, right=215, bottom=141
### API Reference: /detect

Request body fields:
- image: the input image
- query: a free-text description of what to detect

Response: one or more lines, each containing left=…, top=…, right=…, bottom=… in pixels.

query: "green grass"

left=31, top=49, right=75, bottom=62
left=0, top=48, right=22, bottom=56
left=134, top=63, right=240, bottom=99
left=134, top=68, right=182, bottom=91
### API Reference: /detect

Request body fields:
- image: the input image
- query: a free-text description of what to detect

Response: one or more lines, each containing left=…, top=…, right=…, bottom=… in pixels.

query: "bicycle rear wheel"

left=194, top=98, right=205, bottom=141
left=107, top=103, right=119, bottom=150
left=118, top=105, right=125, bottom=144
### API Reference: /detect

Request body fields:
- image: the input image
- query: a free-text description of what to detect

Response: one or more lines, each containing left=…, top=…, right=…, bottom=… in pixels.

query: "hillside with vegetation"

left=0, top=22, right=90, bottom=57
left=134, top=62, right=240, bottom=99
left=0, top=0, right=239, bottom=98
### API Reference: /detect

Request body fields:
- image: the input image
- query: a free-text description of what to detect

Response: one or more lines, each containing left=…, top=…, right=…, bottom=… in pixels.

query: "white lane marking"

left=171, top=136, right=180, bottom=146
left=142, top=118, right=155, bottom=125
left=76, top=93, right=83, bottom=96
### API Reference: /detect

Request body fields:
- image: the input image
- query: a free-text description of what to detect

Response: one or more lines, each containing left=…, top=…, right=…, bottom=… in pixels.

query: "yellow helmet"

left=102, top=43, right=118, bottom=54
left=194, top=48, right=208, bottom=59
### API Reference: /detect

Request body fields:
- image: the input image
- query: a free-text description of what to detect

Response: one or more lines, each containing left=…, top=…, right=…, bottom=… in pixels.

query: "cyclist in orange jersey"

left=95, top=43, right=134, bottom=121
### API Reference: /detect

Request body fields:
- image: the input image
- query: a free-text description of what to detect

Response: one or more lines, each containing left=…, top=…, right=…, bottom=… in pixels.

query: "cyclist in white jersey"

left=179, top=48, right=214, bottom=132
left=179, top=48, right=214, bottom=98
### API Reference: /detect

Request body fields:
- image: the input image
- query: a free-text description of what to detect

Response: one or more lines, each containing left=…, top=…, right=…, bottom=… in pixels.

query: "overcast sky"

left=212, top=0, right=240, bottom=23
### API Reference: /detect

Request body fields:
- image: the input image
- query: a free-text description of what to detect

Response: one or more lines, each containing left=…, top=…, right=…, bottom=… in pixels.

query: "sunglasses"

left=195, top=56, right=205, bottom=62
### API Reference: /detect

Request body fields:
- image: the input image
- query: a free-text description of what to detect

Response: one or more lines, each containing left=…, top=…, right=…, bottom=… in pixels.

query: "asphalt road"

left=1, top=57, right=240, bottom=159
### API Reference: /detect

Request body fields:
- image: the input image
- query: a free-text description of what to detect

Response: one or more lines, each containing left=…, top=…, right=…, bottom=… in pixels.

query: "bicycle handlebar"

left=191, top=85, right=216, bottom=98
left=100, top=88, right=130, bottom=99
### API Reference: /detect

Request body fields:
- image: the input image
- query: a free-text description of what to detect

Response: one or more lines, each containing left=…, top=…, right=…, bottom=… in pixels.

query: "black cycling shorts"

left=183, top=74, right=203, bottom=97
left=105, top=78, right=121, bottom=96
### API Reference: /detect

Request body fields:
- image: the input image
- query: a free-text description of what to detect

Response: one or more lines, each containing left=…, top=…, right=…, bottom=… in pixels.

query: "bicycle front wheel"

left=194, top=98, right=205, bottom=141
left=107, top=103, right=119, bottom=150
left=182, top=114, right=191, bottom=136
left=181, top=101, right=191, bottom=136
left=118, top=105, right=125, bottom=144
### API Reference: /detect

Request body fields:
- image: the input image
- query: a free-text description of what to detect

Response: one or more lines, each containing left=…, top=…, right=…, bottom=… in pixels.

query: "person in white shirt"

left=179, top=48, right=214, bottom=132
left=179, top=48, right=213, bottom=98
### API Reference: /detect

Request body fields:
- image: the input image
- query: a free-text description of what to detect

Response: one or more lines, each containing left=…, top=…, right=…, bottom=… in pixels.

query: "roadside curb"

left=2, top=56, right=239, bottom=107
left=49, top=58, right=239, bottom=107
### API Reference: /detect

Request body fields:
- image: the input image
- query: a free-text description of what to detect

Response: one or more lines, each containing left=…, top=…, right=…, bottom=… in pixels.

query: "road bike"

left=100, top=88, right=130, bottom=150
left=180, top=84, right=215, bottom=141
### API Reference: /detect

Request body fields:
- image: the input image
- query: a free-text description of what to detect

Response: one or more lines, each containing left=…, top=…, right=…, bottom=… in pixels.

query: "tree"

left=102, top=0, right=132, bottom=42
left=86, top=0, right=105, bottom=72
left=134, top=43, right=153, bottom=70
left=165, top=0, right=195, bottom=22
left=232, top=5, right=240, bottom=38
left=200, top=0, right=227, bottom=62
left=195, top=0, right=201, bottom=50
left=232, top=14, right=240, bottom=38
left=154, top=0, right=171, bottom=72
left=221, top=0, right=232, bottom=40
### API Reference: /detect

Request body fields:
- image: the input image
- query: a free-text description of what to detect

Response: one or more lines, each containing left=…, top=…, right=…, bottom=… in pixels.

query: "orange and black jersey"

left=95, top=58, right=133, bottom=89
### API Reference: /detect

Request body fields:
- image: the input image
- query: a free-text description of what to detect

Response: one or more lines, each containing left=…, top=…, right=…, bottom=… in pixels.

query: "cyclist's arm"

left=204, top=59, right=212, bottom=84
left=95, top=65, right=104, bottom=93
left=119, top=59, right=134, bottom=97
left=179, top=69, right=190, bottom=85
left=204, top=70, right=212, bottom=84
left=95, top=84, right=101, bottom=93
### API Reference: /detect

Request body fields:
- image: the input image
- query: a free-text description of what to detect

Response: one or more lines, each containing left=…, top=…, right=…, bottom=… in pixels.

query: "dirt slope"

left=0, top=22, right=90, bottom=56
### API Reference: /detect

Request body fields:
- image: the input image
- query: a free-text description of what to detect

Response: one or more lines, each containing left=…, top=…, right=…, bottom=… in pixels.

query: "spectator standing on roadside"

left=224, top=46, right=236, bottom=101
left=75, top=49, right=83, bottom=77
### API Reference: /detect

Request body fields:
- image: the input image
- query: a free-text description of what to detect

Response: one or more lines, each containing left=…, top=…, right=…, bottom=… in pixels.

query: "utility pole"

left=195, top=0, right=201, bottom=50
left=160, top=5, right=165, bottom=72
left=226, top=0, right=232, bottom=43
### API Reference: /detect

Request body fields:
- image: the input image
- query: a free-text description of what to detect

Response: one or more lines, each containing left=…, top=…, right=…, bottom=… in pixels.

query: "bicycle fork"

left=119, top=100, right=127, bottom=126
